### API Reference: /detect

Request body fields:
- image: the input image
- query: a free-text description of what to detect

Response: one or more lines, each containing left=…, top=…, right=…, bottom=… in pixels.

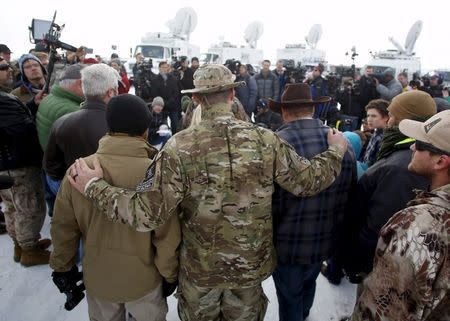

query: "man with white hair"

left=44, top=63, right=119, bottom=181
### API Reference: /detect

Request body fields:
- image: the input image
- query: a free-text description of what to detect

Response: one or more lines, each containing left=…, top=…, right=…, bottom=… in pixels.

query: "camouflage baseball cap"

left=181, top=64, right=244, bottom=94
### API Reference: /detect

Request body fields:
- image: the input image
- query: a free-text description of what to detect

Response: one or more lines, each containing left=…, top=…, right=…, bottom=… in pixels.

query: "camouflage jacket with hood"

left=85, top=102, right=345, bottom=288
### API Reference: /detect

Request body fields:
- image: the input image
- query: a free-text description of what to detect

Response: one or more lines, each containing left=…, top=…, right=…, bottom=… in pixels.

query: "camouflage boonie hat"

left=180, top=64, right=244, bottom=94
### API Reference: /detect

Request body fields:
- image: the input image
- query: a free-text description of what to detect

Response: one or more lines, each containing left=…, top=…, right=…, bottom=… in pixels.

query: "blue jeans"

left=272, top=262, right=322, bottom=321
left=42, top=173, right=61, bottom=217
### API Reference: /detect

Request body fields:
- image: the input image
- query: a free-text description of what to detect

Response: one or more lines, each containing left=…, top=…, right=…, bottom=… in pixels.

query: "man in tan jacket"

left=50, top=94, right=180, bottom=321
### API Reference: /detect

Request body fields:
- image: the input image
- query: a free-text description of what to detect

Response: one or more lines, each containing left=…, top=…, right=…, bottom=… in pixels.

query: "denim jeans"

left=43, top=173, right=61, bottom=217
left=272, top=262, right=322, bottom=321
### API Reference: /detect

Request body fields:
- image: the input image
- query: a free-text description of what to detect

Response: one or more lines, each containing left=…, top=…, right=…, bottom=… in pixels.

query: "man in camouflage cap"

left=68, top=64, right=348, bottom=321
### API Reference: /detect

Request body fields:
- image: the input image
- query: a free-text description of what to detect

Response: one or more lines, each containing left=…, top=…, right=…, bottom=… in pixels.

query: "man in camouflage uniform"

left=351, top=110, right=450, bottom=321
left=69, top=64, right=348, bottom=321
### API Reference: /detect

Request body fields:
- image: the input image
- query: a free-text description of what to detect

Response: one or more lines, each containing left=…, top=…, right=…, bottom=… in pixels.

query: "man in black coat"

left=44, top=64, right=119, bottom=182
left=342, top=91, right=437, bottom=279
left=0, top=59, right=50, bottom=265
left=151, top=61, right=181, bottom=133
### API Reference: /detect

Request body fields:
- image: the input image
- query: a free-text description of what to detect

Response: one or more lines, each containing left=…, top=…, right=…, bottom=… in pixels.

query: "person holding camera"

left=235, top=64, right=257, bottom=117
left=50, top=94, right=180, bottom=320
left=374, top=68, right=402, bottom=101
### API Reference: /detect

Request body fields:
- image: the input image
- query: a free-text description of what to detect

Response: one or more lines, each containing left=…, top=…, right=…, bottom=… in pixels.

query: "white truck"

left=365, top=20, right=423, bottom=80
left=277, top=44, right=326, bottom=68
left=201, top=42, right=263, bottom=66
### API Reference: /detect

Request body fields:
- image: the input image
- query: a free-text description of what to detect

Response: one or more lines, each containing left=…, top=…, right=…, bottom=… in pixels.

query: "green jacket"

left=50, top=135, right=180, bottom=302
left=86, top=102, right=345, bottom=288
left=36, top=85, right=84, bottom=149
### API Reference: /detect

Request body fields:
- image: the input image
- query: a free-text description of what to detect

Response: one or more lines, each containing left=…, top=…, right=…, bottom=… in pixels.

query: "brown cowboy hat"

left=269, top=83, right=331, bottom=113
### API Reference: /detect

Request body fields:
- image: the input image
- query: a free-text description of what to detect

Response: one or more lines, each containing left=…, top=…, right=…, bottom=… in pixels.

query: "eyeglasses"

left=23, top=63, right=40, bottom=69
left=415, top=140, right=450, bottom=156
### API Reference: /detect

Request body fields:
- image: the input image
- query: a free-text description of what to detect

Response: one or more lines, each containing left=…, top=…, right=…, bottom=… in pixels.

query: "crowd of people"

left=0, top=42, right=449, bottom=321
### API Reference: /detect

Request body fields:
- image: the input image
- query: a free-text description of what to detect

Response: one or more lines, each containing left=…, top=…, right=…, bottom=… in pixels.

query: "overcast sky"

left=1, top=0, right=448, bottom=71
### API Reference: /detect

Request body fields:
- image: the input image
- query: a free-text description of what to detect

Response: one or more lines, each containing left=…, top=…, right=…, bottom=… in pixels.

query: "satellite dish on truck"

left=244, top=21, right=264, bottom=49
left=305, top=24, right=322, bottom=49
left=388, top=20, right=423, bottom=56
left=166, top=7, right=198, bottom=40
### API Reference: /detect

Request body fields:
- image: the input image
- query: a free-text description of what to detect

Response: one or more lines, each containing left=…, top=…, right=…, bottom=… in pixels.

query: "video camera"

left=52, top=266, right=85, bottom=311
left=29, top=11, right=78, bottom=93
left=29, top=15, right=77, bottom=53
left=282, top=59, right=307, bottom=83
left=224, top=59, right=241, bottom=75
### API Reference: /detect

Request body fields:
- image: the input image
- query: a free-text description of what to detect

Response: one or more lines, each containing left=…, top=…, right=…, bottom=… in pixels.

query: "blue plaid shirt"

left=272, top=119, right=356, bottom=264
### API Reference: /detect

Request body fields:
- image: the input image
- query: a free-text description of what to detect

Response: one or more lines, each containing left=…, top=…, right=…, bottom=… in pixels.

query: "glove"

left=162, top=279, right=178, bottom=298
left=52, top=265, right=83, bottom=293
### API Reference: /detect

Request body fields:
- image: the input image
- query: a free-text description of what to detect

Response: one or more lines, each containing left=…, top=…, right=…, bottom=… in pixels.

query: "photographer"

left=358, top=66, right=380, bottom=110
left=134, top=55, right=155, bottom=102
left=178, top=56, right=194, bottom=92
left=235, top=64, right=257, bottom=117
left=374, top=68, right=402, bottom=101
left=426, top=72, right=444, bottom=98
left=305, top=63, right=328, bottom=119
left=336, top=77, right=364, bottom=130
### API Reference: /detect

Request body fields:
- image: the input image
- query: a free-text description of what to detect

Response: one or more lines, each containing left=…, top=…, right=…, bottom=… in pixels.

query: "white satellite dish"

left=244, top=21, right=264, bottom=49
left=405, top=20, right=423, bottom=55
left=167, top=7, right=198, bottom=40
left=388, top=20, right=423, bottom=56
left=305, top=24, right=322, bottom=49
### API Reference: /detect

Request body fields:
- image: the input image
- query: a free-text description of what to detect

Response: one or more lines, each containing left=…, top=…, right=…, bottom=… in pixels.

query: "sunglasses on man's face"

left=415, top=140, right=450, bottom=156
left=0, top=63, right=11, bottom=71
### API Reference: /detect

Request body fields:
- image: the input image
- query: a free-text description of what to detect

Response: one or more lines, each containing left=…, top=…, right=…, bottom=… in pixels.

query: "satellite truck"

left=366, top=20, right=422, bottom=80
left=201, top=21, right=264, bottom=68
left=126, top=7, right=200, bottom=75
left=277, top=24, right=326, bottom=69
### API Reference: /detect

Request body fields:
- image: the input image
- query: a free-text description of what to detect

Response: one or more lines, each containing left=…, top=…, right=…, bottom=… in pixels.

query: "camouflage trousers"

left=0, top=167, right=46, bottom=247
left=176, top=275, right=268, bottom=321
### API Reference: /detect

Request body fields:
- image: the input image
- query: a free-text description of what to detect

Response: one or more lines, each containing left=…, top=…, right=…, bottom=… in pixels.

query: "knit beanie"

left=106, top=94, right=150, bottom=136
left=151, top=96, right=164, bottom=107
left=18, top=53, right=47, bottom=83
left=387, top=91, right=436, bottom=122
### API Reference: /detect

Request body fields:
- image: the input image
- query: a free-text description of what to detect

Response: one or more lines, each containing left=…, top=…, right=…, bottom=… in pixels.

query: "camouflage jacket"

left=352, top=184, right=450, bottom=321
left=86, top=102, right=345, bottom=288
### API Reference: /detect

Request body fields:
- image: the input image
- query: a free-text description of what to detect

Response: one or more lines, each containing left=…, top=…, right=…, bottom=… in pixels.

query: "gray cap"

left=151, top=96, right=164, bottom=107
left=59, top=64, right=84, bottom=81
left=383, top=68, right=395, bottom=77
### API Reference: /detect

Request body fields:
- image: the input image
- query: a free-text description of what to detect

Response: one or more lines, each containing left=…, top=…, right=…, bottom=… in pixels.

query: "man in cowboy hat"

left=67, top=64, right=349, bottom=321
left=271, top=83, right=357, bottom=321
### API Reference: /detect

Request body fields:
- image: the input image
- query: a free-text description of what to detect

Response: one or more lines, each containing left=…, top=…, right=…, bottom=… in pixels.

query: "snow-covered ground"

left=0, top=216, right=356, bottom=321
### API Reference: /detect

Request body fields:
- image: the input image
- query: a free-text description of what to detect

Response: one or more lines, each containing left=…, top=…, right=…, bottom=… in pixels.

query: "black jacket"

left=148, top=111, right=168, bottom=139
left=178, top=67, right=194, bottom=91
left=342, top=143, right=429, bottom=276
left=151, top=74, right=181, bottom=113
left=0, top=91, right=42, bottom=170
left=44, top=99, right=109, bottom=180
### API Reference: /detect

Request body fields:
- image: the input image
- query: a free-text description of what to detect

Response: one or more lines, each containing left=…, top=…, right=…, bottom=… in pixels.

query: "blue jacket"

left=235, top=74, right=257, bottom=115
left=272, top=119, right=356, bottom=264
